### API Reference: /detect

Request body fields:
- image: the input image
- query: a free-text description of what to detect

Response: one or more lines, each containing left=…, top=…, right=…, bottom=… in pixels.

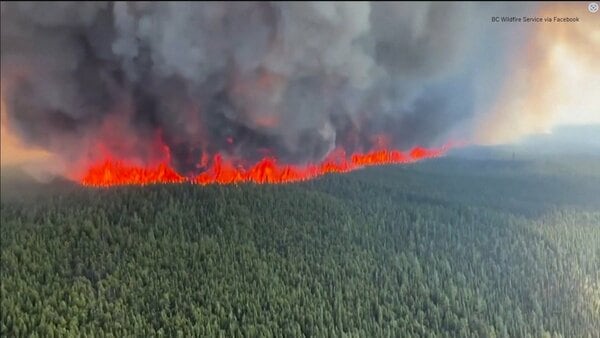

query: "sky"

left=475, top=2, right=600, bottom=144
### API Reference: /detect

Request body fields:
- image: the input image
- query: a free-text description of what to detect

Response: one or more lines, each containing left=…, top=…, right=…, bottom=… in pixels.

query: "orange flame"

left=79, top=144, right=454, bottom=187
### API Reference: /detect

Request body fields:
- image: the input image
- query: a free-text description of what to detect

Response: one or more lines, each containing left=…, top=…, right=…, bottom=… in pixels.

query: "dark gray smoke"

left=0, top=2, right=536, bottom=175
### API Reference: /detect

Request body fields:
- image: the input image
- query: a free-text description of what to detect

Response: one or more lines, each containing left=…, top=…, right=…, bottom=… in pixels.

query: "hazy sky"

left=475, top=2, right=600, bottom=143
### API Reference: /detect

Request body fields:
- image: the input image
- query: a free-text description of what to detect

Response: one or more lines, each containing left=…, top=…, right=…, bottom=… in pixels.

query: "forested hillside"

left=1, top=156, right=599, bottom=337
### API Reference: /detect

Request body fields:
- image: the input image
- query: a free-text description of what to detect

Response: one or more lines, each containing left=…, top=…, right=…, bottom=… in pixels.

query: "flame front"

left=80, top=145, right=450, bottom=187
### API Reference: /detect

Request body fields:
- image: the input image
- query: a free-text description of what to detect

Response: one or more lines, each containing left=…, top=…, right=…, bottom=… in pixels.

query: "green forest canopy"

left=1, top=156, right=599, bottom=337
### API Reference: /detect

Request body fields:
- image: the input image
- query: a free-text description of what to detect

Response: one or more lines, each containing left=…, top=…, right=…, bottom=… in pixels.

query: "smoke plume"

left=1, top=2, right=544, bottom=176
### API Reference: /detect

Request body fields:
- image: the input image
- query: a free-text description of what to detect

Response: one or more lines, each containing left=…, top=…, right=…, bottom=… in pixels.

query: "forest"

left=1, top=154, right=599, bottom=337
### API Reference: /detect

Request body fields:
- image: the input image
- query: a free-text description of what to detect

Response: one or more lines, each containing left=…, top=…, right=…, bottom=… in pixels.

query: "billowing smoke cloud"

left=1, top=2, right=536, bottom=176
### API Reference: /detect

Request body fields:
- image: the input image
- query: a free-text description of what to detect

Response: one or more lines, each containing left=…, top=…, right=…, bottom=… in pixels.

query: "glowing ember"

left=80, top=145, right=451, bottom=187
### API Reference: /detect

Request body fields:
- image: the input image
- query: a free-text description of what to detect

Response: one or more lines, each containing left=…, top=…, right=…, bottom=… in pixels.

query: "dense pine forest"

left=1, top=155, right=599, bottom=337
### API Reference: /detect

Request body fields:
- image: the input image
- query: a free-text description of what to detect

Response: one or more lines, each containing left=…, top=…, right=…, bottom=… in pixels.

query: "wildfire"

left=80, top=144, right=451, bottom=187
